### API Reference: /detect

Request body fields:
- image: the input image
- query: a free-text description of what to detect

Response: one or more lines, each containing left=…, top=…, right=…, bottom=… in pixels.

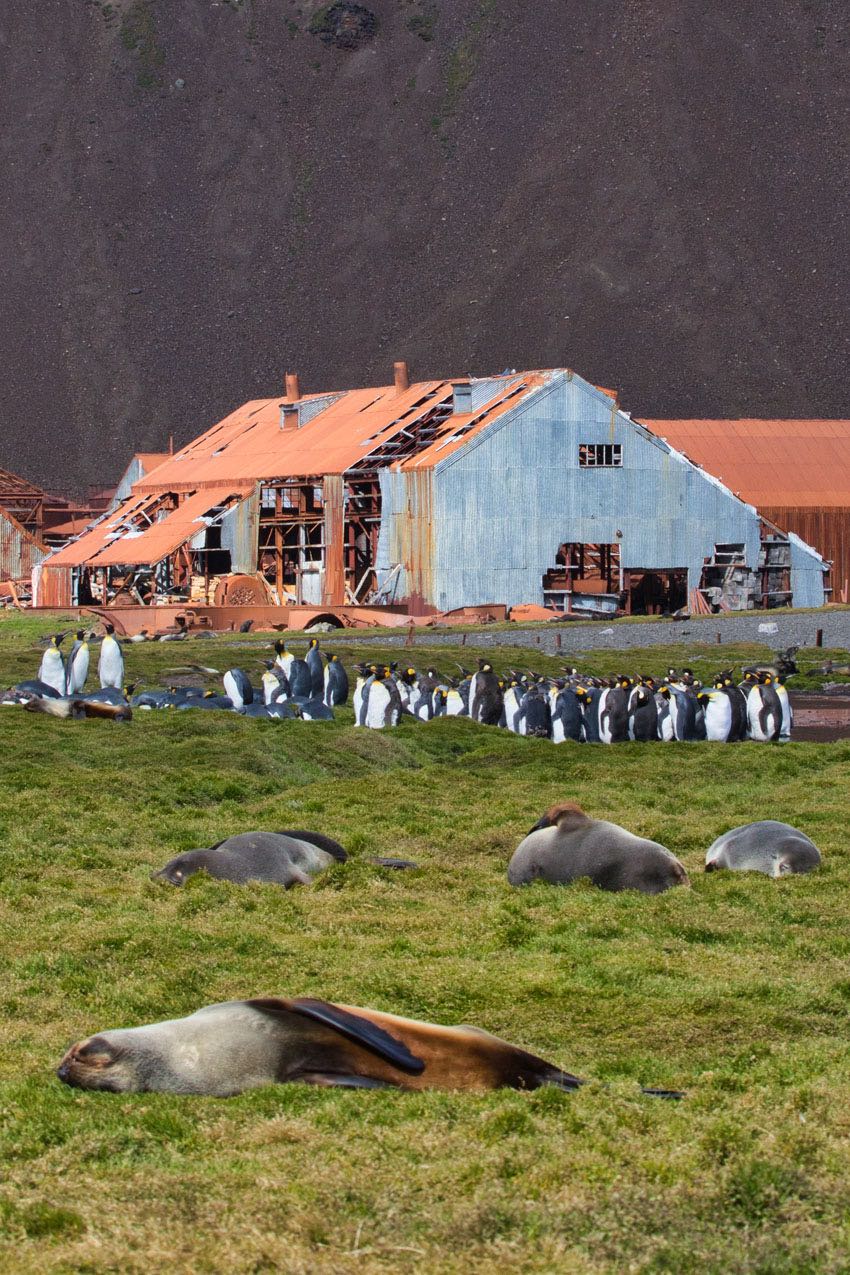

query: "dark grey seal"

left=705, top=821, right=821, bottom=877
left=507, top=802, right=689, bottom=895
left=151, top=830, right=346, bottom=888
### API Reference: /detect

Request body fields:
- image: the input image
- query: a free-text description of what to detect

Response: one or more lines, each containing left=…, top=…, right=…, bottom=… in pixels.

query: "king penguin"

left=65, top=630, right=91, bottom=695
left=774, top=674, right=793, bottom=742
left=698, top=685, right=734, bottom=742
left=469, top=660, right=503, bottom=726
left=39, top=633, right=67, bottom=696
left=98, top=624, right=124, bottom=691
left=305, top=638, right=324, bottom=698
left=746, top=673, right=782, bottom=742
left=273, top=639, right=295, bottom=681
left=323, top=653, right=349, bottom=707
left=223, top=669, right=254, bottom=709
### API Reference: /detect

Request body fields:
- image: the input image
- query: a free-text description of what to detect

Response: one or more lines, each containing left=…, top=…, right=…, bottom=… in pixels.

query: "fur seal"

left=705, top=821, right=821, bottom=877
left=57, top=996, right=681, bottom=1097
left=508, top=803, right=689, bottom=894
left=151, top=830, right=347, bottom=888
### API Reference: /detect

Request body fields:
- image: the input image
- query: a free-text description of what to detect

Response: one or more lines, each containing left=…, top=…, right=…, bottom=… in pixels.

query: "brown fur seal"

left=23, top=697, right=131, bottom=722
left=705, top=821, right=821, bottom=876
left=57, top=996, right=680, bottom=1097
left=508, top=802, right=689, bottom=894
left=151, top=830, right=346, bottom=888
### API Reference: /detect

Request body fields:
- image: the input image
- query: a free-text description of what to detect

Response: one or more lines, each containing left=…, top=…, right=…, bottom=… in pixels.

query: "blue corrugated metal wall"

left=788, top=533, right=828, bottom=607
left=378, top=371, right=825, bottom=610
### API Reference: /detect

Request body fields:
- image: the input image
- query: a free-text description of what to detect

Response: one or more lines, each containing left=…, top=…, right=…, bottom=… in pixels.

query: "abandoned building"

left=645, top=419, right=850, bottom=605
left=35, top=365, right=829, bottom=615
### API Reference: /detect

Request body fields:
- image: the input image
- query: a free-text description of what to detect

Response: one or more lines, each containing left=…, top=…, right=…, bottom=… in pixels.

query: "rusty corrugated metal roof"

left=644, top=420, right=850, bottom=507
left=91, top=486, right=252, bottom=566
left=46, top=486, right=251, bottom=568
left=396, top=374, right=549, bottom=470
left=133, top=383, right=454, bottom=492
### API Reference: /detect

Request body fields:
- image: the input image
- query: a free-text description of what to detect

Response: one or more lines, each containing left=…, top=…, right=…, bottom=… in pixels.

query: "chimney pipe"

left=285, top=372, right=301, bottom=401
left=393, top=360, right=410, bottom=394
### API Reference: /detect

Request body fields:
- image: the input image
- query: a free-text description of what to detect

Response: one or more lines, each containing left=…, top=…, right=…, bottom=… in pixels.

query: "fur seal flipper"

left=249, top=997, right=426, bottom=1074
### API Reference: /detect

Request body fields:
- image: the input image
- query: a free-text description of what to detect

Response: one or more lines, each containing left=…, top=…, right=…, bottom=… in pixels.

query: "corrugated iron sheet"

left=644, top=420, right=850, bottom=505
left=0, top=507, right=48, bottom=578
left=91, top=486, right=253, bottom=566
left=132, top=383, right=453, bottom=492
left=36, top=564, right=72, bottom=608
left=220, top=489, right=260, bottom=574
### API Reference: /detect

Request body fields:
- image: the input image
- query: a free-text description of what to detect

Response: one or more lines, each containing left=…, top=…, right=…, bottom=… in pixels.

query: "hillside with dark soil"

left=1, top=0, right=848, bottom=493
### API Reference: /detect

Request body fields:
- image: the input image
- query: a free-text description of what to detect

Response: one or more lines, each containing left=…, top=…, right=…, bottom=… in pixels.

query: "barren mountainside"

left=0, top=0, right=847, bottom=493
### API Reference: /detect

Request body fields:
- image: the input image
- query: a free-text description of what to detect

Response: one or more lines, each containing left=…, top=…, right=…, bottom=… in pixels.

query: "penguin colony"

left=350, top=659, right=793, bottom=743
left=4, top=637, right=795, bottom=741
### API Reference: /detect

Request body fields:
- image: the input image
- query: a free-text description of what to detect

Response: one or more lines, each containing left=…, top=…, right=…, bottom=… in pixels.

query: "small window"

left=579, top=443, right=622, bottom=467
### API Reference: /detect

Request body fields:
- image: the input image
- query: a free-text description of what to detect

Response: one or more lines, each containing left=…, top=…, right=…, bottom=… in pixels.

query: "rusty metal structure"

left=35, top=366, right=829, bottom=616
left=645, top=419, right=850, bottom=603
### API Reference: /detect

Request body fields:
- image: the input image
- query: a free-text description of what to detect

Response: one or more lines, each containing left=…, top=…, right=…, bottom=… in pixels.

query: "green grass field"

left=1, top=616, right=849, bottom=1273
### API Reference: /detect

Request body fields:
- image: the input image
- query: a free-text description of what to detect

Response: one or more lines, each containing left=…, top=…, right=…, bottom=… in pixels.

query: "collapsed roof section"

left=46, top=486, right=252, bottom=568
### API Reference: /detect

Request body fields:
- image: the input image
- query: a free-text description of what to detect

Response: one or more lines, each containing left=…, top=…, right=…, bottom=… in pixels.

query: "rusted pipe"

left=285, top=372, right=301, bottom=401
left=393, top=361, right=410, bottom=393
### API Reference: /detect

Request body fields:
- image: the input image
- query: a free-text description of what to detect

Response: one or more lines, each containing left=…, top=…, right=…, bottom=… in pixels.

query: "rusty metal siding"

left=220, top=488, right=260, bottom=573
left=382, top=370, right=823, bottom=611
left=322, top=474, right=346, bottom=605
left=759, top=505, right=850, bottom=602
left=36, top=564, right=72, bottom=607
left=0, top=508, right=48, bottom=579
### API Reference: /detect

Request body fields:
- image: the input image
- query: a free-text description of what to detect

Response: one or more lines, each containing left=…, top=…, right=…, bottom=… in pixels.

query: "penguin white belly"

left=39, top=651, right=66, bottom=695
left=502, top=688, right=520, bottom=734
left=98, top=637, right=124, bottom=690
left=704, top=695, right=732, bottom=742
left=68, top=648, right=90, bottom=694
left=352, top=679, right=364, bottom=723
left=365, top=682, right=391, bottom=729
left=445, top=690, right=464, bottom=716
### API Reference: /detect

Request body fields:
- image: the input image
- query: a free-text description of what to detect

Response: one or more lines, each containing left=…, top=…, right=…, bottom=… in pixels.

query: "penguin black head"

left=75, top=629, right=85, bottom=640
left=104, top=624, right=115, bottom=636
left=274, top=639, right=287, bottom=654
left=309, top=638, right=319, bottom=648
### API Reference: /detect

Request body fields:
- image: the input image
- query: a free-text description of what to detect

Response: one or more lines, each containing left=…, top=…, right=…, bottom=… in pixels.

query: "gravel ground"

left=331, top=609, right=850, bottom=655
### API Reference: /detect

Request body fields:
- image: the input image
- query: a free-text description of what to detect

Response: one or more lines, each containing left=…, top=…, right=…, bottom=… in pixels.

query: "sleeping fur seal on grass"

left=705, top=821, right=821, bottom=877
left=151, top=830, right=347, bottom=888
left=508, top=802, right=689, bottom=895
left=57, top=996, right=680, bottom=1097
